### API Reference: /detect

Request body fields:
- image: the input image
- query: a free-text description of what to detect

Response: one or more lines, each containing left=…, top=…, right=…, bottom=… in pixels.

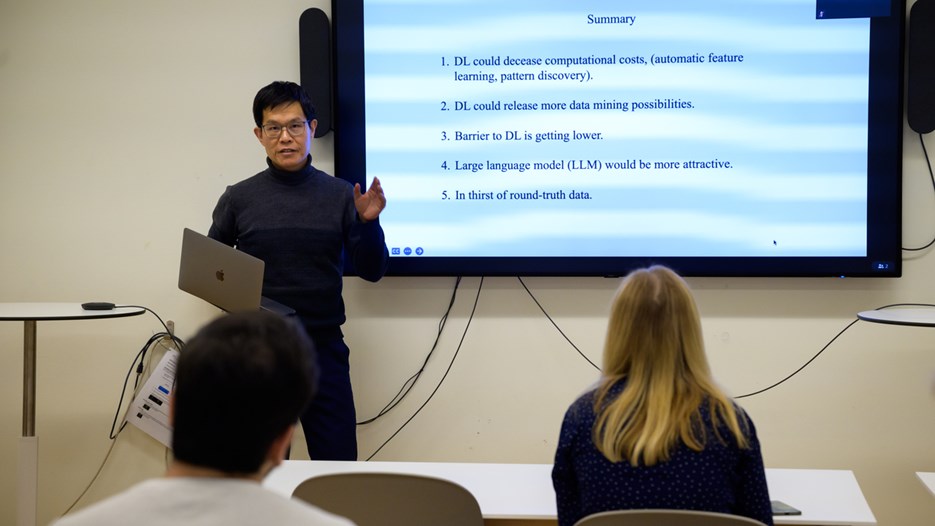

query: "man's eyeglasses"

left=261, top=121, right=309, bottom=139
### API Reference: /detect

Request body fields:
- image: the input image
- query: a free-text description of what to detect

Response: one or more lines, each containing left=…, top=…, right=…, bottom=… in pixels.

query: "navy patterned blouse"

left=552, top=382, right=774, bottom=526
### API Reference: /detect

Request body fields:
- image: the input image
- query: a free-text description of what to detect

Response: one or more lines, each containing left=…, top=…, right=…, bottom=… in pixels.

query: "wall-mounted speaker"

left=300, top=8, right=332, bottom=138
left=908, top=0, right=935, bottom=134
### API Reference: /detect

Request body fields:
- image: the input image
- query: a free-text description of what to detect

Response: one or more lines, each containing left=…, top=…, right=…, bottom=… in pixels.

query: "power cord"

left=366, top=277, right=483, bottom=460
left=357, top=276, right=463, bottom=425
left=735, top=318, right=858, bottom=399
left=736, top=303, right=935, bottom=398
left=114, top=304, right=174, bottom=335
left=359, top=277, right=932, bottom=456
left=515, top=280, right=931, bottom=399
left=109, top=331, right=183, bottom=439
left=60, top=307, right=183, bottom=516
left=517, top=276, right=600, bottom=370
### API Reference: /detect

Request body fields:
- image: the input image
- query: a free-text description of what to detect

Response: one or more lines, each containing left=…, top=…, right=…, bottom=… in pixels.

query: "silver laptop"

left=178, top=228, right=295, bottom=316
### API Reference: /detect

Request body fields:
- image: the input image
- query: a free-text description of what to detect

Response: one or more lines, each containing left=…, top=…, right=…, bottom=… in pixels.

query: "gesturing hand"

left=354, top=176, right=386, bottom=222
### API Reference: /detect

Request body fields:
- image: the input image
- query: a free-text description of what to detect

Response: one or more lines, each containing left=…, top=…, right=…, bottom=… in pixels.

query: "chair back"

left=292, top=471, right=484, bottom=526
left=574, top=509, right=768, bottom=526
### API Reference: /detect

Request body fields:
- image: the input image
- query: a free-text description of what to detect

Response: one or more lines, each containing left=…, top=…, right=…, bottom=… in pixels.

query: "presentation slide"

left=359, top=0, right=873, bottom=259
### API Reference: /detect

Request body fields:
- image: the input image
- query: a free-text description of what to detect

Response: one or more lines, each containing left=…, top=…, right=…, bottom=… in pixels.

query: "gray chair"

left=291, top=471, right=484, bottom=526
left=574, top=509, right=768, bottom=526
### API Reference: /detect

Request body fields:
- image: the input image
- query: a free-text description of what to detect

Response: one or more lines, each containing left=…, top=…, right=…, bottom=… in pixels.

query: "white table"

left=860, top=313, right=935, bottom=500
left=0, top=303, right=145, bottom=526
left=264, top=461, right=876, bottom=525
left=918, top=472, right=935, bottom=497
left=857, top=308, right=935, bottom=327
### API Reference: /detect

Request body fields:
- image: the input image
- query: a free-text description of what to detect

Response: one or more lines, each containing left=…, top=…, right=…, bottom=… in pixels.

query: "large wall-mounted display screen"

left=331, top=0, right=904, bottom=277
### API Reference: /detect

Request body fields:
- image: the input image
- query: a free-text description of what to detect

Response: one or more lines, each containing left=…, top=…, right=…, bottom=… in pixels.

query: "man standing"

left=208, top=81, right=389, bottom=460
left=52, top=311, right=355, bottom=526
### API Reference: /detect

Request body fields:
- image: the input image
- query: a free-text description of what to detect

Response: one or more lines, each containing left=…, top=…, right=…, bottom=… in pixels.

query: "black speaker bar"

left=908, top=0, right=935, bottom=134
left=300, top=8, right=333, bottom=138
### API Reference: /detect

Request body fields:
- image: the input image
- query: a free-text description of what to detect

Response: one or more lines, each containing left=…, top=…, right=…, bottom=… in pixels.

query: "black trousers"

left=299, top=326, right=358, bottom=460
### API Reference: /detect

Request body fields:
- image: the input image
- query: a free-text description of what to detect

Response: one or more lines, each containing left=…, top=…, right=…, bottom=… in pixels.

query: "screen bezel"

left=331, top=1, right=904, bottom=278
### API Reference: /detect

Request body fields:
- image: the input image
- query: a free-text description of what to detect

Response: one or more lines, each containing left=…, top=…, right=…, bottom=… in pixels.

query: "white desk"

left=264, top=461, right=876, bottom=526
left=918, top=472, right=935, bottom=497
left=0, top=303, right=144, bottom=526
left=857, top=308, right=935, bottom=327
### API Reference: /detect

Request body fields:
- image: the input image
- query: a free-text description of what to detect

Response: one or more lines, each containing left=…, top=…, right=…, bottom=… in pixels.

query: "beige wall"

left=1, top=0, right=934, bottom=524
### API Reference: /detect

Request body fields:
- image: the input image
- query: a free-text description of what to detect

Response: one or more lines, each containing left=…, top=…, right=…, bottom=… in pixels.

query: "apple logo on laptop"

left=215, top=269, right=225, bottom=281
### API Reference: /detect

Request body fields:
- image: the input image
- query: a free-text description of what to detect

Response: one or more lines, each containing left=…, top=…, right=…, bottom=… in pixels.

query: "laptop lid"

left=178, top=228, right=265, bottom=313
left=179, top=228, right=297, bottom=316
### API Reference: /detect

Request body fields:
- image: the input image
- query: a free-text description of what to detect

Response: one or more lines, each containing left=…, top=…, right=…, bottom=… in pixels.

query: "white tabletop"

left=766, top=468, right=875, bottom=525
left=263, top=461, right=876, bottom=525
left=0, top=303, right=144, bottom=321
left=857, top=308, right=935, bottom=327
left=918, top=472, right=935, bottom=497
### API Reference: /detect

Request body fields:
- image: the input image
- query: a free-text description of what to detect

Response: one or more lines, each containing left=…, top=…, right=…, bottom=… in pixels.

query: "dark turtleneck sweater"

left=208, top=157, right=388, bottom=331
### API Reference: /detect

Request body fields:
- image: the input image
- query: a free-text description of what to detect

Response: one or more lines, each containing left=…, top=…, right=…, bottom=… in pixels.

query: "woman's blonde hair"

left=593, top=265, right=749, bottom=466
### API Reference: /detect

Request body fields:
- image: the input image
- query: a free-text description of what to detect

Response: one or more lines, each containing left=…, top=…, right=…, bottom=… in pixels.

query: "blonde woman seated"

left=552, top=266, right=773, bottom=526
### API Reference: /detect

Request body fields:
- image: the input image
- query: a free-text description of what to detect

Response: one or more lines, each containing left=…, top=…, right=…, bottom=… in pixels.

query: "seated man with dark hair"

left=52, top=311, right=354, bottom=526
